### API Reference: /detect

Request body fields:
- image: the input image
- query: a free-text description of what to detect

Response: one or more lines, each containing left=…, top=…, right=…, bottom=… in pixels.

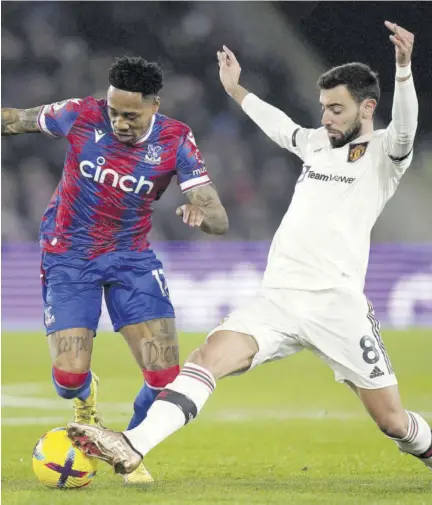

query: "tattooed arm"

left=1, top=106, right=43, bottom=136
left=176, top=183, right=229, bottom=235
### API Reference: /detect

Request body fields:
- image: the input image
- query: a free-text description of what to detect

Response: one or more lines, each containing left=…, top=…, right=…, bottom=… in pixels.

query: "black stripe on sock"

left=182, top=367, right=215, bottom=392
left=183, top=365, right=214, bottom=386
left=404, top=413, right=415, bottom=442
left=404, top=412, right=415, bottom=443
left=406, top=412, right=419, bottom=443
left=156, top=389, right=198, bottom=424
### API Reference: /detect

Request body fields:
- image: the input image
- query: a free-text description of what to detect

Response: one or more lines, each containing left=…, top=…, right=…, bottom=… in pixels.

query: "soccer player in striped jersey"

left=65, top=22, right=431, bottom=476
left=1, top=56, right=228, bottom=483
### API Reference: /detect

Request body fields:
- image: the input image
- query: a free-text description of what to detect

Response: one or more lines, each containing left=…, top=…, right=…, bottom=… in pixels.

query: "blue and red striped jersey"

left=37, top=97, right=211, bottom=258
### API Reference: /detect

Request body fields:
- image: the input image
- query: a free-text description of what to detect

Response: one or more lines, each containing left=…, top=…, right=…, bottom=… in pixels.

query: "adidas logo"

left=369, top=366, right=385, bottom=379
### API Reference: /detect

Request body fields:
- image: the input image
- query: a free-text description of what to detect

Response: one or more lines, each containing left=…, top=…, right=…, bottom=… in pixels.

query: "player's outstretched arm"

left=176, top=183, right=229, bottom=235
left=383, top=21, right=418, bottom=163
left=217, top=45, right=310, bottom=155
left=1, top=106, right=43, bottom=135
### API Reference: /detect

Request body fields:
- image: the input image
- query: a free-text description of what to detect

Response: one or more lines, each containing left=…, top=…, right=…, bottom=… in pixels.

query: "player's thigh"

left=202, top=291, right=303, bottom=380
left=304, top=288, right=397, bottom=390
left=42, top=254, right=103, bottom=371
left=120, top=317, right=179, bottom=370
left=48, top=328, right=95, bottom=373
left=189, top=330, right=260, bottom=380
left=104, top=259, right=174, bottom=333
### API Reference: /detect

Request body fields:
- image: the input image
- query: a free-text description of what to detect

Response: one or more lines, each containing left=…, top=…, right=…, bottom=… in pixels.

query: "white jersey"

left=242, top=76, right=418, bottom=291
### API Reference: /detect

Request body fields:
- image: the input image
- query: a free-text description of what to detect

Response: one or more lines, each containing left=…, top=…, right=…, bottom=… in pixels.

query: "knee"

left=187, top=343, right=218, bottom=369
left=52, top=366, right=91, bottom=399
left=376, top=411, right=409, bottom=439
left=186, top=345, right=220, bottom=379
left=187, top=331, right=257, bottom=380
left=187, top=346, right=206, bottom=367
left=52, top=360, right=89, bottom=375
left=186, top=339, right=244, bottom=381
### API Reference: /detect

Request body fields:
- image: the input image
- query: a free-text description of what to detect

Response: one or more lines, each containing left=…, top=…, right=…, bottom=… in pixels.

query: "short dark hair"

left=317, top=62, right=380, bottom=105
left=108, top=56, right=163, bottom=97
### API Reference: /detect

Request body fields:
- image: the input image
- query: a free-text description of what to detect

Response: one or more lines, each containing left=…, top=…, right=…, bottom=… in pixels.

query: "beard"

left=327, top=114, right=362, bottom=148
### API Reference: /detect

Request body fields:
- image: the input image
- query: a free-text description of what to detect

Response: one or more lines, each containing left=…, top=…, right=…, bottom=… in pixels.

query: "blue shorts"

left=41, top=250, right=175, bottom=334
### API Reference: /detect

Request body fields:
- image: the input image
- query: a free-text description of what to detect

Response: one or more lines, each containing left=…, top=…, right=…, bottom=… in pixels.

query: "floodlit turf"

left=2, top=330, right=431, bottom=504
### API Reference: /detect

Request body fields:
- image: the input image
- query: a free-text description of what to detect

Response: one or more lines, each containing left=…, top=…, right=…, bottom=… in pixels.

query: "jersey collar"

left=350, top=132, right=374, bottom=144
left=134, top=114, right=156, bottom=145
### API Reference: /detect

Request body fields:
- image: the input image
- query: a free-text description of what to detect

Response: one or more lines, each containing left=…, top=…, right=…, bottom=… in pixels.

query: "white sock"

left=391, top=411, right=432, bottom=456
left=124, top=363, right=216, bottom=457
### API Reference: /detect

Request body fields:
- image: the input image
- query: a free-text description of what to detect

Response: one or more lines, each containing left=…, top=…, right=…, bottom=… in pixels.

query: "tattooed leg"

left=49, top=328, right=94, bottom=372
left=48, top=328, right=95, bottom=400
left=120, top=319, right=180, bottom=429
left=120, top=318, right=179, bottom=371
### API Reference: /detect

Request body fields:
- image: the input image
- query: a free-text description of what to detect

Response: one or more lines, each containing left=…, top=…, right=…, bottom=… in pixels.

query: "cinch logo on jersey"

left=298, top=165, right=356, bottom=184
left=79, top=157, right=154, bottom=194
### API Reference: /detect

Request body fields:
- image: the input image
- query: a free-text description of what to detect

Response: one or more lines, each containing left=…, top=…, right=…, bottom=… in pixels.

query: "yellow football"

left=32, top=427, right=98, bottom=489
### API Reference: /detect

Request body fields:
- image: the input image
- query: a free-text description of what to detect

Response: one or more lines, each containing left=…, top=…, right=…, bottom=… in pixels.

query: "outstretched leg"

left=67, top=289, right=303, bottom=473
left=358, top=385, right=432, bottom=470
left=67, top=329, right=259, bottom=473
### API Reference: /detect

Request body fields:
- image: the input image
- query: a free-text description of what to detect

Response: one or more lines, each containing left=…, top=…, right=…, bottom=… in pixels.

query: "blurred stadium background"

left=2, top=3, right=432, bottom=503
left=2, top=1, right=431, bottom=333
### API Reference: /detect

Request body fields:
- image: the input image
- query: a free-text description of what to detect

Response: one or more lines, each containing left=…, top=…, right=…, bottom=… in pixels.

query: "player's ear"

left=153, top=96, right=160, bottom=113
left=361, top=99, right=377, bottom=119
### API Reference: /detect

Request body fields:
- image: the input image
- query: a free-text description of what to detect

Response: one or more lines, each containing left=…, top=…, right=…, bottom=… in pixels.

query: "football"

left=32, top=427, right=98, bottom=489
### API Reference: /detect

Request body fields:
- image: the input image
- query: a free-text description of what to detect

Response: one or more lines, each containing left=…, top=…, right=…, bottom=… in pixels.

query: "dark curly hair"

left=108, top=56, right=163, bottom=97
left=317, top=62, right=380, bottom=105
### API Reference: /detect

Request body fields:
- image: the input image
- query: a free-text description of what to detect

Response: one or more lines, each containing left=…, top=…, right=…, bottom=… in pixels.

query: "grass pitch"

left=2, top=330, right=431, bottom=504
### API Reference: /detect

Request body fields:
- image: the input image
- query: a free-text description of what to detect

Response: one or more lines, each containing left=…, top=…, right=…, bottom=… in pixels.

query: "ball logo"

left=79, top=157, right=154, bottom=194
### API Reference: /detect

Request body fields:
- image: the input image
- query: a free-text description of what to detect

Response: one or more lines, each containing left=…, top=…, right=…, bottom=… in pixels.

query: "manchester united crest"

left=348, top=142, right=369, bottom=163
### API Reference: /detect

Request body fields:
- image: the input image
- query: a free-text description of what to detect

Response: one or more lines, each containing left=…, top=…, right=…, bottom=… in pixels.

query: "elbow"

left=219, top=216, right=230, bottom=235
left=203, top=206, right=229, bottom=235
left=214, top=208, right=229, bottom=235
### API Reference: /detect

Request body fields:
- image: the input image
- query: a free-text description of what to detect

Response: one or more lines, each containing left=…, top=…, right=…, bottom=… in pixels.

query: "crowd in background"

left=2, top=2, right=431, bottom=243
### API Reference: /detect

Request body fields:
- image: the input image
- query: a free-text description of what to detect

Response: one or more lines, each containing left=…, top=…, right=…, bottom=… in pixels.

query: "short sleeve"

left=37, top=98, right=83, bottom=138
left=176, top=129, right=211, bottom=192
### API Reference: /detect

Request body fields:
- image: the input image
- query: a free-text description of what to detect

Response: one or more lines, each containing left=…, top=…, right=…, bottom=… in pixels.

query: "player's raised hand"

left=217, top=45, right=242, bottom=96
left=176, top=204, right=206, bottom=228
left=385, top=21, right=414, bottom=67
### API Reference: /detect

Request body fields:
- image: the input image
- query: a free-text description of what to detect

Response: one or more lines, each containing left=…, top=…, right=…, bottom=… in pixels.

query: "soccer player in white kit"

left=67, top=21, right=432, bottom=475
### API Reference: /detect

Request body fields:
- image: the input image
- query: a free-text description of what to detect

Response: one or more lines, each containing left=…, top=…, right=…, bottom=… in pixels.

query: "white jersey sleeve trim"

left=180, top=175, right=211, bottom=192
left=37, top=105, right=59, bottom=138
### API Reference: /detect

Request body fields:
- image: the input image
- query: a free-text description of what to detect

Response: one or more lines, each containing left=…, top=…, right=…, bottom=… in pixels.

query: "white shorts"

left=208, top=287, right=397, bottom=389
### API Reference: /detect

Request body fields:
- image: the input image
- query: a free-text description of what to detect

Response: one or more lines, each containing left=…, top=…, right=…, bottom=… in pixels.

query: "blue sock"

left=127, top=383, right=160, bottom=429
left=52, top=369, right=93, bottom=400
